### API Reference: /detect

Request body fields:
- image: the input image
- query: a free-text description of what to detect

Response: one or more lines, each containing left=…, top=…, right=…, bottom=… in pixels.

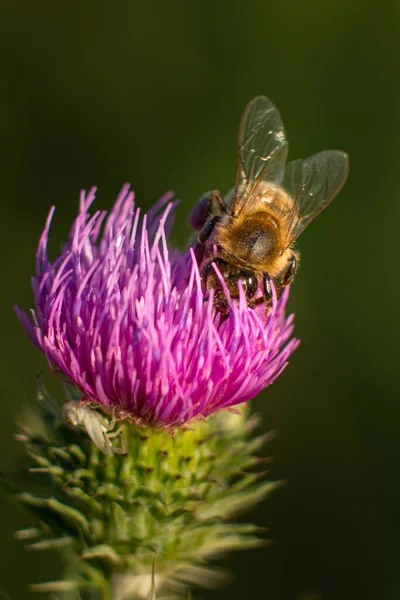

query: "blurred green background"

left=1, top=1, right=399, bottom=599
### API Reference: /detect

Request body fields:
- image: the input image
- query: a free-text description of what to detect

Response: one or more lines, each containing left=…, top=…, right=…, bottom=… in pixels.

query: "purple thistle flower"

left=15, top=185, right=299, bottom=428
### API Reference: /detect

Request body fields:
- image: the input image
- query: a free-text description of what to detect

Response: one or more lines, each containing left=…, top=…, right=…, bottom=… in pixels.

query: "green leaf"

left=29, top=580, right=79, bottom=592
left=18, top=494, right=90, bottom=535
left=26, top=535, right=75, bottom=551
left=81, top=544, right=122, bottom=566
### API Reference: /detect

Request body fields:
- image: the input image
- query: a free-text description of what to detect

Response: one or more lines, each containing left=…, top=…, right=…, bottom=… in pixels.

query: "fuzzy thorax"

left=213, top=182, right=297, bottom=279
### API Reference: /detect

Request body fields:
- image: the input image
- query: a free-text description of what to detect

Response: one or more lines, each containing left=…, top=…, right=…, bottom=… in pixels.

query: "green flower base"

left=6, top=381, right=278, bottom=599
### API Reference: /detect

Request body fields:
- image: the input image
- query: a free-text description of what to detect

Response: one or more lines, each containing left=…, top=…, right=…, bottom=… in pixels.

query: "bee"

left=189, top=95, right=349, bottom=314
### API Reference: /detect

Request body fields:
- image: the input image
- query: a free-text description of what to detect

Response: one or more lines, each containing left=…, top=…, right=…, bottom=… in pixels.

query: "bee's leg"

left=282, top=254, right=298, bottom=286
left=277, top=253, right=298, bottom=298
left=198, top=215, right=220, bottom=244
left=253, top=274, right=272, bottom=306
left=193, top=215, right=221, bottom=267
left=263, top=273, right=272, bottom=302
left=209, top=190, right=229, bottom=214
left=189, top=190, right=227, bottom=231
left=194, top=241, right=207, bottom=266
left=201, top=257, right=215, bottom=292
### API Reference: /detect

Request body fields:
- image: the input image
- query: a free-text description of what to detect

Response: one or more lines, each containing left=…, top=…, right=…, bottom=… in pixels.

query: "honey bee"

left=190, top=96, right=349, bottom=314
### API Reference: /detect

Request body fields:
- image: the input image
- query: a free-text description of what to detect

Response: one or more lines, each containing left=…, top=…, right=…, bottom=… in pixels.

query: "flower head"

left=16, top=185, right=299, bottom=428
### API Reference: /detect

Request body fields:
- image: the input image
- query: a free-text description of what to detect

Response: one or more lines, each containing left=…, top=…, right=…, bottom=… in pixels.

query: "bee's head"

left=203, top=258, right=258, bottom=313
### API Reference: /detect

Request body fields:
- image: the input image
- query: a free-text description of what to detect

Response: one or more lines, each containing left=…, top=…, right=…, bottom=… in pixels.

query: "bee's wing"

left=232, top=96, right=288, bottom=217
left=282, top=150, right=349, bottom=246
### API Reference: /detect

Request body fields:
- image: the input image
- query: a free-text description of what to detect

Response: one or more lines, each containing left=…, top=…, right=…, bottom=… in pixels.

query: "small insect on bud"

left=63, top=402, right=126, bottom=457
